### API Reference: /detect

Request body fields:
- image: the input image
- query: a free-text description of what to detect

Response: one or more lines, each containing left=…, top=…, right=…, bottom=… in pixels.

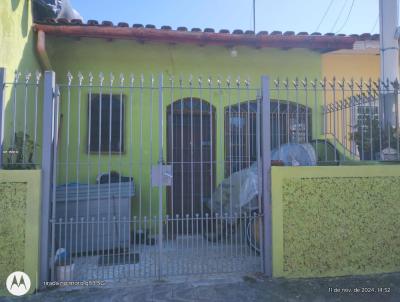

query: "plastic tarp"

left=271, top=143, right=317, bottom=166
left=203, top=143, right=316, bottom=218
left=204, top=163, right=259, bottom=216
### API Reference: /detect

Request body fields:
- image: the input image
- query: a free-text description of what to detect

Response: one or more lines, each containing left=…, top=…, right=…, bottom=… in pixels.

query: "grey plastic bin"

left=55, top=181, right=135, bottom=254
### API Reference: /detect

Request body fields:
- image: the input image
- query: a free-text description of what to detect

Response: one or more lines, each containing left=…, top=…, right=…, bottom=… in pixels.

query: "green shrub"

left=3, top=132, right=38, bottom=170
left=352, top=116, right=398, bottom=160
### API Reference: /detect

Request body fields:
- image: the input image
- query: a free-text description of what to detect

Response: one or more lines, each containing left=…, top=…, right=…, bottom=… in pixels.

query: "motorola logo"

left=6, top=271, right=31, bottom=296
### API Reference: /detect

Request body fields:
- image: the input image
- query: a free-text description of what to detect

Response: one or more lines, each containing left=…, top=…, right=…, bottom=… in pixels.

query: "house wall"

left=0, top=0, right=41, bottom=81
left=0, top=0, right=43, bottom=164
left=0, top=170, right=41, bottom=296
left=46, top=37, right=322, bottom=81
left=322, top=52, right=380, bottom=80
left=45, top=36, right=323, bottom=218
left=272, top=165, right=400, bottom=278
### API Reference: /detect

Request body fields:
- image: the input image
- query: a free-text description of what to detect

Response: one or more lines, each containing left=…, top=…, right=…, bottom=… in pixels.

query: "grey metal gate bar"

left=40, top=71, right=56, bottom=286
left=157, top=73, right=164, bottom=278
left=261, top=75, right=272, bottom=276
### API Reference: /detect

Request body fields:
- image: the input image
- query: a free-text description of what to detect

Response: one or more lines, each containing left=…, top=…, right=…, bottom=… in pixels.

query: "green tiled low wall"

left=272, top=165, right=400, bottom=278
left=0, top=170, right=41, bottom=296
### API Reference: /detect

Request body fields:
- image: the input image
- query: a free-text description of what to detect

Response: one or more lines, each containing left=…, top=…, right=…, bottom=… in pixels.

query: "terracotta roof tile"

left=44, top=18, right=57, bottom=24
left=117, top=22, right=129, bottom=27
left=360, top=33, right=372, bottom=40
left=283, top=31, right=295, bottom=36
left=372, top=34, right=380, bottom=40
left=232, top=29, right=244, bottom=34
left=204, top=28, right=215, bottom=33
left=101, top=21, right=113, bottom=26
left=87, top=20, right=99, bottom=26
left=70, top=19, right=83, bottom=25
left=57, top=18, right=69, bottom=25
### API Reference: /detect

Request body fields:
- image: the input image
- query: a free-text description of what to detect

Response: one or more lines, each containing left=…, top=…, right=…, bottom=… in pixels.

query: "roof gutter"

left=33, top=24, right=356, bottom=51
left=36, top=30, right=52, bottom=70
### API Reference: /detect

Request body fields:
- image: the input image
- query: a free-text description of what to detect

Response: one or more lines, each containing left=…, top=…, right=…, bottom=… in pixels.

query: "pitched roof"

left=34, top=19, right=379, bottom=51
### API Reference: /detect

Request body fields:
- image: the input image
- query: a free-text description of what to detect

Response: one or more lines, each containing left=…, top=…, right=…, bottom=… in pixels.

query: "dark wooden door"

left=166, top=99, right=215, bottom=234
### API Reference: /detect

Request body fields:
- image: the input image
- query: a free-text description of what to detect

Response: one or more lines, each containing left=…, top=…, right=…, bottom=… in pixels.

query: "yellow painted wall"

left=272, top=165, right=400, bottom=278
left=322, top=52, right=380, bottom=80
left=0, top=170, right=41, bottom=296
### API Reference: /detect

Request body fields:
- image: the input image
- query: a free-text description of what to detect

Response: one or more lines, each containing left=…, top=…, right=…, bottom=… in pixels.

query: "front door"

left=166, top=98, right=215, bottom=234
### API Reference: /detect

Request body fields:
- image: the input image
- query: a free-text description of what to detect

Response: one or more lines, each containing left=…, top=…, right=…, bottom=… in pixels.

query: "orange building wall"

left=322, top=52, right=380, bottom=80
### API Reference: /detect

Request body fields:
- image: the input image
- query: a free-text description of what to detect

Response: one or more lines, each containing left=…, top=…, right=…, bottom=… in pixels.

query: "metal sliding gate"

left=49, top=72, right=271, bottom=281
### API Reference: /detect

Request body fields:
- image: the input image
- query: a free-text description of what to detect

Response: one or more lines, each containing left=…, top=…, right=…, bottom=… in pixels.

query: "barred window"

left=225, top=100, right=312, bottom=176
left=88, top=94, right=124, bottom=153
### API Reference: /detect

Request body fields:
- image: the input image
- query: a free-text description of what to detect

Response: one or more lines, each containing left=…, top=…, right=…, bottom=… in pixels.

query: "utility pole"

left=379, top=0, right=399, bottom=128
left=253, top=0, right=256, bottom=34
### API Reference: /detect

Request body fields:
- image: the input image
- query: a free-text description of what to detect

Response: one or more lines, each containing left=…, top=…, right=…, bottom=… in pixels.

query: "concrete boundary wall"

left=272, top=165, right=400, bottom=278
left=0, top=170, right=41, bottom=296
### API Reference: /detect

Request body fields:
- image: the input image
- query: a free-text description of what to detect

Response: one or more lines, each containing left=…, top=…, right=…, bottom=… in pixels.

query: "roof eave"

left=33, top=24, right=356, bottom=51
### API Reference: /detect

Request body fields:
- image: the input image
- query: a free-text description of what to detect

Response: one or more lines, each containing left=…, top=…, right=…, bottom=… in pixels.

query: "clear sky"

left=70, top=0, right=383, bottom=35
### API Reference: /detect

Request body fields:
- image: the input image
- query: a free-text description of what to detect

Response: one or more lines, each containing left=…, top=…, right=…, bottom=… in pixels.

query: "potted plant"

left=54, top=248, right=75, bottom=281
left=55, top=256, right=75, bottom=281
left=352, top=116, right=398, bottom=160
left=3, top=132, right=38, bottom=169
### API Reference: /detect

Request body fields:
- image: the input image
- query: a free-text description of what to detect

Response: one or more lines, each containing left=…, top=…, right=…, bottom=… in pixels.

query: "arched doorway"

left=166, top=98, right=216, bottom=234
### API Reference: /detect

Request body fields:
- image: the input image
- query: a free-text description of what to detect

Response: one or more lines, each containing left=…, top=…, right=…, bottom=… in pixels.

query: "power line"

left=370, top=14, right=379, bottom=33
left=315, top=0, right=335, bottom=32
left=330, top=0, right=349, bottom=32
left=335, top=0, right=356, bottom=34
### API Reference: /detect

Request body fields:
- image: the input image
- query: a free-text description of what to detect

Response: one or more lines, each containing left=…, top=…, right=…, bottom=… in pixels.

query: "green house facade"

left=32, top=21, right=358, bottom=220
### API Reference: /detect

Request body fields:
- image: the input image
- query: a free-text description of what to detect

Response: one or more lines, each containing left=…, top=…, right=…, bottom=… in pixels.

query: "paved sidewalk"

left=1, top=272, right=399, bottom=302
